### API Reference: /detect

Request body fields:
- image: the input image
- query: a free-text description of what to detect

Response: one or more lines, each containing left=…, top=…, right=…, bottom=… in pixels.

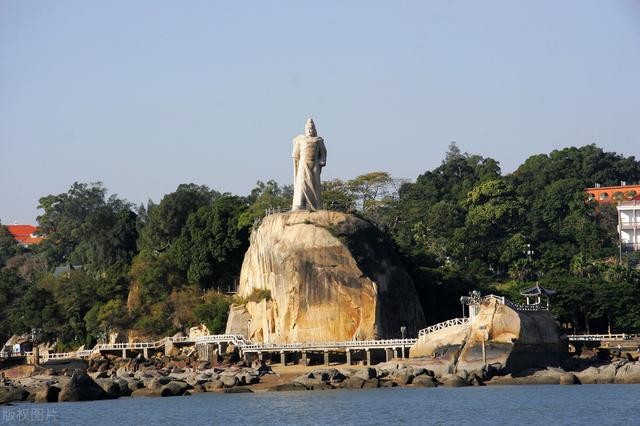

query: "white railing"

left=40, top=333, right=418, bottom=360
left=484, top=294, right=506, bottom=304
left=264, top=207, right=290, bottom=216
left=567, top=334, right=638, bottom=341
left=418, top=318, right=470, bottom=338
left=240, top=338, right=417, bottom=352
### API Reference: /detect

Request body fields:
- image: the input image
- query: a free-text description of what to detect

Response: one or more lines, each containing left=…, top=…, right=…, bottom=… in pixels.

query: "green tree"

left=172, top=196, right=250, bottom=288
left=193, top=292, right=230, bottom=334
left=138, top=184, right=219, bottom=252
left=0, top=223, right=20, bottom=267
left=36, top=182, right=109, bottom=264
left=238, top=180, right=292, bottom=227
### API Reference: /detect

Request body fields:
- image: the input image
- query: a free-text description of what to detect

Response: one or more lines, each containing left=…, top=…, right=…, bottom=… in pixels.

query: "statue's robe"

left=292, top=135, right=327, bottom=211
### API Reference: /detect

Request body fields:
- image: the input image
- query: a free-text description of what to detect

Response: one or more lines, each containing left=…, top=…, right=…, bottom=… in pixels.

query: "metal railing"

left=41, top=334, right=416, bottom=359
left=264, top=207, right=290, bottom=216
left=418, top=318, right=470, bottom=338
left=567, top=333, right=639, bottom=342
left=240, top=338, right=417, bottom=352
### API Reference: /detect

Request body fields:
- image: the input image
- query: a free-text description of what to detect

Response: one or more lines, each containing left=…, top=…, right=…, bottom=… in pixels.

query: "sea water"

left=4, top=384, right=640, bottom=425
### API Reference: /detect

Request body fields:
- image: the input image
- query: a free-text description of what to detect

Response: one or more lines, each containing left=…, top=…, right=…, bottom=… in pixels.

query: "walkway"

left=39, top=334, right=416, bottom=366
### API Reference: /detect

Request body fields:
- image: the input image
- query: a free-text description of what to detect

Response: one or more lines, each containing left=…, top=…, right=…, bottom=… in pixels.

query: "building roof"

left=521, top=283, right=556, bottom=297
left=53, top=264, right=83, bottom=277
left=6, top=224, right=45, bottom=245
left=584, top=184, right=640, bottom=203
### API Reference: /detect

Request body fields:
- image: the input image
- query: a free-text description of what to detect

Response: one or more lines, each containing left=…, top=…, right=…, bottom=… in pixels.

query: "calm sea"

left=4, top=384, right=640, bottom=425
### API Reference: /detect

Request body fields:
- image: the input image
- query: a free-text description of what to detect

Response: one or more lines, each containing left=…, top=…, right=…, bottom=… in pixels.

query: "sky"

left=1, top=0, right=639, bottom=224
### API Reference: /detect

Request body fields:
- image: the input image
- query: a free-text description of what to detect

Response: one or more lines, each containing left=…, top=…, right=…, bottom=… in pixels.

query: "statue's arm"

left=292, top=140, right=300, bottom=179
left=318, top=139, right=327, bottom=167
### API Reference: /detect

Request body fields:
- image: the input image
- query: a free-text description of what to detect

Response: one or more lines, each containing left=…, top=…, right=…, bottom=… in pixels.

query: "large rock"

left=226, top=211, right=425, bottom=342
left=0, top=386, right=30, bottom=405
left=34, top=385, right=61, bottom=403
left=614, top=362, right=640, bottom=384
left=410, top=298, right=566, bottom=374
left=58, top=371, right=109, bottom=402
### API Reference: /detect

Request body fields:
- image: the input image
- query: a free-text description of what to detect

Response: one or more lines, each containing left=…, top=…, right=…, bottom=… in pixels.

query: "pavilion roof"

left=521, top=283, right=556, bottom=297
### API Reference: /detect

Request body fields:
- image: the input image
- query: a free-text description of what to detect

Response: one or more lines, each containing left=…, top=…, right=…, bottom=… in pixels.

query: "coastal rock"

left=614, top=362, right=640, bottom=384
left=343, top=377, right=366, bottom=389
left=266, top=383, right=307, bottom=392
left=412, top=375, right=438, bottom=387
left=362, top=378, right=380, bottom=389
left=204, top=380, right=224, bottom=391
left=95, top=379, right=121, bottom=399
left=354, top=368, right=377, bottom=381
left=220, top=375, right=238, bottom=388
left=0, top=386, right=30, bottom=405
left=226, top=211, right=425, bottom=342
left=223, top=387, right=253, bottom=394
left=410, top=298, right=565, bottom=374
left=293, top=376, right=328, bottom=389
left=34, top=385, right=60, bottom=403
left=58, top=371, right=109, bottom=402
left=392, top=373, right=414, bottom=385
left=114, top=379, right=133, bottom=396
left=161, top=381, right=190, bottom=396
left=131, top=388, right=163, bottom=397
left=439, top=374, right=469, bottom=387
left=576, top=364, right=618, bottom=384
left=559, top=373, right=580, bottom=385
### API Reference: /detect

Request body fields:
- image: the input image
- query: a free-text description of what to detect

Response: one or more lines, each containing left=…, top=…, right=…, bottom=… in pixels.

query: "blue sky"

left=1, top=0, right=639, bottom=223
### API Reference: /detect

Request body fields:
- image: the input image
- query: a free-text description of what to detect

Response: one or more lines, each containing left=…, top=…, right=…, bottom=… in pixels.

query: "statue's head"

left=305, top=118, right=317, bottom=137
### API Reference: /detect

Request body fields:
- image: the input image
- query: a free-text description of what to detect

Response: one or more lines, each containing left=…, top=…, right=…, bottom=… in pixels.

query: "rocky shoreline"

left=3, top=348, right=640, bottom=404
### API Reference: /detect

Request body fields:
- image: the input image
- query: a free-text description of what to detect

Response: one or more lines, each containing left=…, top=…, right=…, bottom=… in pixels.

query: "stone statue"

left=292, top=118, right=327, bottom=211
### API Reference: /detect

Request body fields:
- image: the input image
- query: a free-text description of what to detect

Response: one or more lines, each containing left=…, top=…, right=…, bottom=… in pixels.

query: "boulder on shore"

left=410, top=298, right=566, bottom=374
left=58, top=371, right=109, bottom=402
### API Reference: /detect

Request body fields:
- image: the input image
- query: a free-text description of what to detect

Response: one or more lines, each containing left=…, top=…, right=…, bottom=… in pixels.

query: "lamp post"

left=30, top=328, right=42, bottom=366
left=479, top=326, right=488, bottom=366
left=400, top=326, right=407, bottom=360
left=524, top=243, right=535, bottom=281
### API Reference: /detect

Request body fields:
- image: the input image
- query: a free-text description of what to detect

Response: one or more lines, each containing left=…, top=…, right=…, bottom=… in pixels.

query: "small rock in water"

left=412, top=375, right=438, bottom=388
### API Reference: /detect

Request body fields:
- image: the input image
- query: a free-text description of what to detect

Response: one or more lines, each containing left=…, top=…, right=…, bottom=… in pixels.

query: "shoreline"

left=3, top=349, right=640, bottom=405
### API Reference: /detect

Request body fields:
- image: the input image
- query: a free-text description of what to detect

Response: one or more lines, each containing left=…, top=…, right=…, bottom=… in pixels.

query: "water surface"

left=5, top=385, right=640, bottom=425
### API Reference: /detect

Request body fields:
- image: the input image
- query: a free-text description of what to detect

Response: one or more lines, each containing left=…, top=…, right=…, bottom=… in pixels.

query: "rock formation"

left=226, top=210, right=425, bottom=343
left=410, top=297, right=566, bottom=374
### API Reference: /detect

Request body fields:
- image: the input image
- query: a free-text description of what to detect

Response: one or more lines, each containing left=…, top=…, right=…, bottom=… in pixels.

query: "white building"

left=618, top=200, right=640, bottom=251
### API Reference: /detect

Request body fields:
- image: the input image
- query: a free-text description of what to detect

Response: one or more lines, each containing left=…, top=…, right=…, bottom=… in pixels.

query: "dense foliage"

left=1, top=144, right=639, bottom=347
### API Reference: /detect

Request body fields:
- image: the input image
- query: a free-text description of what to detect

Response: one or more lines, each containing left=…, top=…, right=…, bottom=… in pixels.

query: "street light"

left=30, top=328, right=42, bottom=366
left=400, top=326, right=407, bottom=360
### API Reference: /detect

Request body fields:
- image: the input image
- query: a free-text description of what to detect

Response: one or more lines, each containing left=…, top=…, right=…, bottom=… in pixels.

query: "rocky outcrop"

left=226, top=210, right=425, bottom=343
left=410, top=298, right=566, bottom=374
left=58, top=371, right=109, bottom=402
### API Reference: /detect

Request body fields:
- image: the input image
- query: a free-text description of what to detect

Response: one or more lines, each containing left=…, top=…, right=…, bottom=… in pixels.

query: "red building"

left=6, top=225, right=45, bottom=246
left=584, top=183, right=640, bottom=203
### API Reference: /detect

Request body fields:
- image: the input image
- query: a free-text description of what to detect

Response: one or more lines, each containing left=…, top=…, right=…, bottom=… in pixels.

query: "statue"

left=292, top=118, right=327, bottom=211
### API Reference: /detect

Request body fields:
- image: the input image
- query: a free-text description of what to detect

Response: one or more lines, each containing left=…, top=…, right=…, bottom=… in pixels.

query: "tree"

left=74, top=207, right=138, bottom=273
left=0, top=222, right=20, bottom=267
left=238, top=180, right=292, bottom=227
left=322, top=179, right=356, bottom=212
left=36, top=182, right=109, bottom=264
left=193, top=292, right=230, bottom=334
left=0, top=269, right=25, bottom=342
left=171, top=196, right=250, bottom=288
left=137, top=184, right=219, bottom=252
